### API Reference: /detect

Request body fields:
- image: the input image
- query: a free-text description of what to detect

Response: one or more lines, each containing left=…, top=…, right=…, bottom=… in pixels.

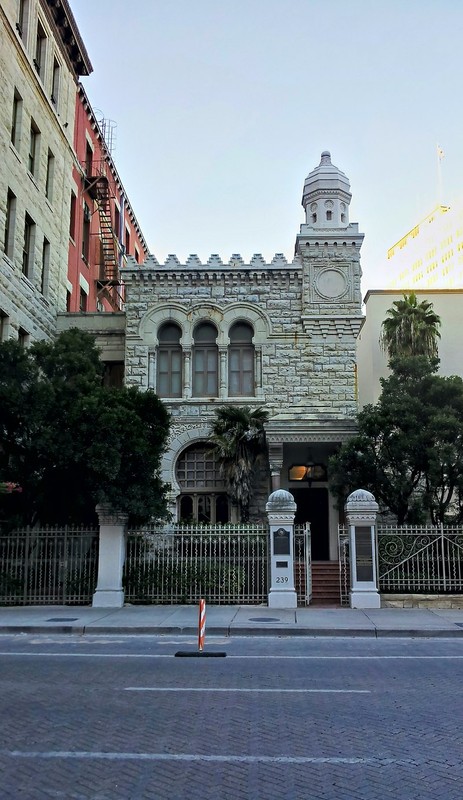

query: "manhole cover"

left=248, top=617, right=281, bottom=623
left=46, top=618, right=78, bottom=622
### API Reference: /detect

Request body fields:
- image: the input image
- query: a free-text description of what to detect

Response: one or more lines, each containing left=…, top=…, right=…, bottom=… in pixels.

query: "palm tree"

left=209, top=406, right=269, bottom=521
left=380, top=292, right=441, bottom=360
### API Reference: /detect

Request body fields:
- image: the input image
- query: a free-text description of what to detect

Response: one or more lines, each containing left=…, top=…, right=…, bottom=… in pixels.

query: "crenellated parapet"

left=123, top=251, right=300, bottom=273
left=121, top=252, right=303, bottom=292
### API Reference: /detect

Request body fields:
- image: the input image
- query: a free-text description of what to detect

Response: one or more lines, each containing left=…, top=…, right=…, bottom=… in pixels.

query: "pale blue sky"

left=72, top=0, right=463, bottom=290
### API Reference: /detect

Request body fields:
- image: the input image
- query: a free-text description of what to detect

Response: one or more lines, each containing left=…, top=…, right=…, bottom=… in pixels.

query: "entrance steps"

left=310, top=561, right=341, bottom=606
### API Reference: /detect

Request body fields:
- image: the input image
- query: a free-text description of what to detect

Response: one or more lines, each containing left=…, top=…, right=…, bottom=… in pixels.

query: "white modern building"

left=385, top=203, right=463, bottom=290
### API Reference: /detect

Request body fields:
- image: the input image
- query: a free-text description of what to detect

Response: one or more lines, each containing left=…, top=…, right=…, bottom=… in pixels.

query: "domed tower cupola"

left=302, top=151, right=352, bottom=230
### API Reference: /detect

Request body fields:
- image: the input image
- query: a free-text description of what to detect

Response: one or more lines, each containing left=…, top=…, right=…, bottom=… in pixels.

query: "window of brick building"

left=85, top=141, right=93, bottom=176
left=69, top=191, right=77, bottom=239
left=82, top=201, right=90, bottom=261
left=79, top=287, right=88, bottom=312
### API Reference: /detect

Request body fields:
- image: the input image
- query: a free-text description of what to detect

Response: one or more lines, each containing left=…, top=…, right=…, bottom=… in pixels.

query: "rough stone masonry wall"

left=0, top=0, right=76, bottom=341
left=123, top=259, right=359, bottom=421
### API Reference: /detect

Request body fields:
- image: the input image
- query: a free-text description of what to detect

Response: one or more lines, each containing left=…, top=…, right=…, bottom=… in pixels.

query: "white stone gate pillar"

left=345, top=489, right=381, bottom=609
left=266, top=489, right=297, bottom=609
left=92, top=504, right=128, bottom=608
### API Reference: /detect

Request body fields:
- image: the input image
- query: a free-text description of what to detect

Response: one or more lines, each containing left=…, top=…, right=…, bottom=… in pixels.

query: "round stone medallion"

left=315, top=268, right=348, bottom=299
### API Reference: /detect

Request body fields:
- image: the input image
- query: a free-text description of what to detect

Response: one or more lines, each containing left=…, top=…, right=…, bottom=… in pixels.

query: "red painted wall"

left=67, top=86, right=149, bottom=313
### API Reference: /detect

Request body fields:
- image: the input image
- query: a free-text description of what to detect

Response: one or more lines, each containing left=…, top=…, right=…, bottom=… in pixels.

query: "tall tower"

left=295, top=151, right=364, bottom=337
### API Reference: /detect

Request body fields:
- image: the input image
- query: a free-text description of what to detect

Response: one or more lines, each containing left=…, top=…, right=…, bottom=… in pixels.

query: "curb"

left=0, top=625, right=462, bottom=638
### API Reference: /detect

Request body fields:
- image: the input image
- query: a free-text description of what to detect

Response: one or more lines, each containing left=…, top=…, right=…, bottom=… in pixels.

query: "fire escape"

left=84, top=162, right=123, bottom=311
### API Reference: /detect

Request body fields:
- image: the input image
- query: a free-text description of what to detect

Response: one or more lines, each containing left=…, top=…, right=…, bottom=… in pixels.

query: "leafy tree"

left=209, top=406, right=269, bottom=521
left=380, top=292, right=441, bottom=360
left=329, top=357, right=463, bottom=524
left=0, top=329, right=170, bottom=527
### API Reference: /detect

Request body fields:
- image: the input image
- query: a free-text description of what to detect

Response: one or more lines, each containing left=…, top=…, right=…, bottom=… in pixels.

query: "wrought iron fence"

left=294, top=524, right=311, bottom=606
left=125, top=522, right=311, bottom=605
left=377, top=524, right=463, bottom=593
left=338, top=528, right=350, bottom=606
left=0, top=526, right=99, bottom=605
left=338, top=524, right=463, bottom=603
left=124, top=523, right=269, bottom=605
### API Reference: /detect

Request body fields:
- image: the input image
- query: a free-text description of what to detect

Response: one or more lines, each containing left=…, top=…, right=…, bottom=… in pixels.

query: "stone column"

left=92, top=504, right=128, bottom=608
left=345, top=488, right=381, bottom=609
left=255, top=346, right=264, bottom=398
left=147, top=349, right=156, bottom=390
left=268, top=442, right=284, bottom=490
left=183, top=348, right=192, bottom=398
left=219, top=347, right=227, bottom=399
left=266, top=489, right=297, bottom=609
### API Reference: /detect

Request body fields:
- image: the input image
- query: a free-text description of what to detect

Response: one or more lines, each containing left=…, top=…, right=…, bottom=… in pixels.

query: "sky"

left=72, top=0, right=463, bottom=292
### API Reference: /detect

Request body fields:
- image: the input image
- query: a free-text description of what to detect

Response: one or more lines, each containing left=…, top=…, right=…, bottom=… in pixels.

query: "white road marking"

left=0, top=750, right=419, bottom=765
left=0, top=652, right=462, bottom=660
left=124, top=687, right=371, bottom=693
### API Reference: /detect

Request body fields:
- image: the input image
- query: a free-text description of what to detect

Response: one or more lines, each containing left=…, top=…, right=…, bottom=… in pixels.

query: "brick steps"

left=311, top=561, right=341, bottom=606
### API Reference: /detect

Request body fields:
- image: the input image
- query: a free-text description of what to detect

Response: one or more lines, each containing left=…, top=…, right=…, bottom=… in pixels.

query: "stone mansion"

left=110, top=152, right=364, bottom=561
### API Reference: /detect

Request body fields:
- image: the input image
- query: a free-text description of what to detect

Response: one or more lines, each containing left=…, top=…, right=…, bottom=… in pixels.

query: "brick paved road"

left=0, top=635, right=462, bottom=799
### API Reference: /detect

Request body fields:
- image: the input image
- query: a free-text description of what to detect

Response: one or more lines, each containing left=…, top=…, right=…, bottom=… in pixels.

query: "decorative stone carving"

left=266, top=489, right=296, bottom=512
left=314, top=267, right=348, bottom=300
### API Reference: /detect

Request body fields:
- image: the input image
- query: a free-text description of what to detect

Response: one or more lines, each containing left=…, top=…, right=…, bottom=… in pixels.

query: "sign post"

left=345, top=488, right=381, bottom=609
left=266, top=489, right=297, bottom=609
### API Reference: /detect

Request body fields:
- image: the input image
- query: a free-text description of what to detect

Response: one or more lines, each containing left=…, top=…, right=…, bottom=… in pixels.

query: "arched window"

left=193, top=322, right=218, bottom=396
left=157, top=322, right=182, bottom=397
left=228, top=321, right=255, bottom=396
left=176, top=443, right=229, bottom=523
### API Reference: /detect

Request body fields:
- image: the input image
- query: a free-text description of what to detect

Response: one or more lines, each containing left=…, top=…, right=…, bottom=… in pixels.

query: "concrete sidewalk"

left=0, top=604, right=463, bottom=637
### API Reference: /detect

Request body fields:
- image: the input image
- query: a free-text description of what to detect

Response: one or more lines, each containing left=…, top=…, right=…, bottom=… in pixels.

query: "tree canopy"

left=380, top=292, right=441, bottom=360
left=0, top=329, right=170, bottom=527
left=209, top=405, right=269, bottom=521
left=329, top=356, right=463, bottom=524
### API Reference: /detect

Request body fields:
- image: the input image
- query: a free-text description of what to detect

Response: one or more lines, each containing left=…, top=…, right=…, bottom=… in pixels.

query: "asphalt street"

left=0, top=634, right=462, bottom=799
